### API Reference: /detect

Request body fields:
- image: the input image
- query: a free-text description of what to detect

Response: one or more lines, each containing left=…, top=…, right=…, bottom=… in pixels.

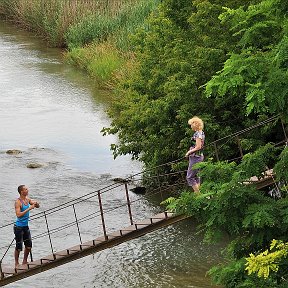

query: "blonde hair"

left=188, top=116, right=204, bottom=131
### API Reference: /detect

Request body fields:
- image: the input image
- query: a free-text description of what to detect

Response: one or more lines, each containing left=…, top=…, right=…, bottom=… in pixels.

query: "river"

left=0, top=20, right=222, bottom=288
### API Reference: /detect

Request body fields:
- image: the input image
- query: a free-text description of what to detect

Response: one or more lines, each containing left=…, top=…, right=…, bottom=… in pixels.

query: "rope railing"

left=204, top=115, right=285, bottom=162
left=2, top=114, right=281, bottom=229
left=26, top=181, right=180, bottom=242
left=0, top=115, right=286, bottom=270
left=212, top=115, right=279, bottom=144
left=0, top=167, right=185, bottom=230
left=0, top=178, right=182, bottom=250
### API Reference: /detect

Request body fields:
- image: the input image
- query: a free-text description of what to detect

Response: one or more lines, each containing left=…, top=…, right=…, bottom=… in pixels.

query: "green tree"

left=205, top=0, right=288, bottom=120
left=104, top=0, right=260, bottom=170
left=246, top=239, right=288, bottom=280
left=103, top=1, right=288, bottom=285
left=165, top=145, right=288, bottom=287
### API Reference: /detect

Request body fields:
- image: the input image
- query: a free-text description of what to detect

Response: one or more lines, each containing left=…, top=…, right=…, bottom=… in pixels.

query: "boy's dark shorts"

left=14, top=225, right=32, bottom=251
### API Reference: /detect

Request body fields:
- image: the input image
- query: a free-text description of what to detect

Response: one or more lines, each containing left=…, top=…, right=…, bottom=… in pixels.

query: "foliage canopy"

left=164, top=146, right=288, bottom=287
left=103, top=0, right=288, bottom=286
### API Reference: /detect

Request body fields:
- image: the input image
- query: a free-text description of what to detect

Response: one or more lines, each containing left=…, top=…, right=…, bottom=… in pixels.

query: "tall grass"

left=65, top=0, right=160, bottom=51
left=66, top=42, right=126, bottom=87
left=0, top=0, right=138, bottom=47
left=0, top=0, right=160, bottom=87
left=65, top=0, right=159, bottom=87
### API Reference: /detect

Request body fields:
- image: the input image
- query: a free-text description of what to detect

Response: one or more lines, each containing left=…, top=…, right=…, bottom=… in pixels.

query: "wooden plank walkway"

left=0, top=212, right=187, bottom=287
left=246, top=169, right=275, bottom=189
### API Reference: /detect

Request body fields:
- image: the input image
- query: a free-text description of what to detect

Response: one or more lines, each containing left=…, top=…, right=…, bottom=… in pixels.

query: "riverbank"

left=0, top=0, right=160, bottom=88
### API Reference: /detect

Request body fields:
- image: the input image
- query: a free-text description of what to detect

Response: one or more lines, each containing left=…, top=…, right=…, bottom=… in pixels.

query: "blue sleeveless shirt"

left=15, top=198, right=30, bottom=227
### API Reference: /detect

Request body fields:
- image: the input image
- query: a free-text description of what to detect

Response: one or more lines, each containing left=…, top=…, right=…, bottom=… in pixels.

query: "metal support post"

left=97, top=191, right=108, bottom=240
left=124, top=183, right=133, bottom=225
left=281, top=118, right=288, bottom=145
left=44, top=211, right=55, bottom=258
left=157, top=171, right=163, bottom=201
left=0, top=261, right=4, bottom=280
left=72, top=204, right=82, bottom=244
left=236, top=136, right=244, bottom=159
left=214, top=142, right=219, bottom=161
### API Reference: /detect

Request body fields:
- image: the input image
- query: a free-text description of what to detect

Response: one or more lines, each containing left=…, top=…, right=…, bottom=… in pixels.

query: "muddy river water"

left=0, top=20, right=223, bottom=288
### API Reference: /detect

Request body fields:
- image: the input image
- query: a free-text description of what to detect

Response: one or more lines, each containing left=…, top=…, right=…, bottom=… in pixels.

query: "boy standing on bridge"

left=14, top=185, right=39, bottom=267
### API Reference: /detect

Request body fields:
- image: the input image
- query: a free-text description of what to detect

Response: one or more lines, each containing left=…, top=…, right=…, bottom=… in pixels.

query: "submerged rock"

left=112, top=177, right=131, bottom=183
left=130, top=186, right=146, bottom=194
left=26, top=163, right=44, bottom=169
left=6, top=149, right=22, bottom=155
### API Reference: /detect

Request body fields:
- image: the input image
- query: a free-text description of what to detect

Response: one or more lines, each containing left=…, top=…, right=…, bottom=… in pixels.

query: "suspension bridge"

left=0, top=115, right=287, bottom=286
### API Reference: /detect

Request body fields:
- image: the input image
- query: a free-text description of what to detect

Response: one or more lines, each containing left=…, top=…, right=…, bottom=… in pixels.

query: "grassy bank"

left=65, top=0, right=159, bottom=86
left=65, top=42, right=127, bottom=88
left=0, top=0, right=159, bottom=87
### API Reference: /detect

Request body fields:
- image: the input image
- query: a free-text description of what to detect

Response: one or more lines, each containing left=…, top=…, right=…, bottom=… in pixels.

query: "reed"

left=65, top=0, right=160, bottom=51
left=64, top=0, right=159, bottom=87
left=0, top=0, right=138, bottom=47
left=66, top=42, right=125, bottom=87
left=0, top=0, right=160, bottom=87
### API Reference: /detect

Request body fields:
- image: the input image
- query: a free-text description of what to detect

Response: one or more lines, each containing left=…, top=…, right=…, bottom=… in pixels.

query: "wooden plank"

left=106, top=232, right=122, bottom=239
left=29, top=259, right=50, bottom=266
left=151, top=212, right=168, bottom=219
left=80, top=240, right=97, bottom=247
left=119, top=225, right=137, bottom=232
left=108, top=231, right=122, bottom=238
left=54, top=249, right=69, bottom=257
left=118, top=229, right=134, bottom=236
left=134, top=219, right=153, bottom=225
left=244, top=169, right=276, bottom=190
left=40, top=254, right=56, bottom=261
left=1, top=266, right=16, bottom=275
left=27, top=262, right=40, bottom=268
left=134, top=221, right=151, bottom=229
left=15, top=264, right=29, bottom=272
left=150, top=217, right=166, bottom=224
left=256, top=177, right=274, bottom=189
left=68, top=245, right=82, bottom=252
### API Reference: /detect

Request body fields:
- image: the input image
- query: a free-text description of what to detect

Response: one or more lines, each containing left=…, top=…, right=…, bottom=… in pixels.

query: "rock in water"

left=130, top=186, right=146, bottom=194
left=6, top=149, right=22, bottom=155
left=26, top=163, right=43, bottom=169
